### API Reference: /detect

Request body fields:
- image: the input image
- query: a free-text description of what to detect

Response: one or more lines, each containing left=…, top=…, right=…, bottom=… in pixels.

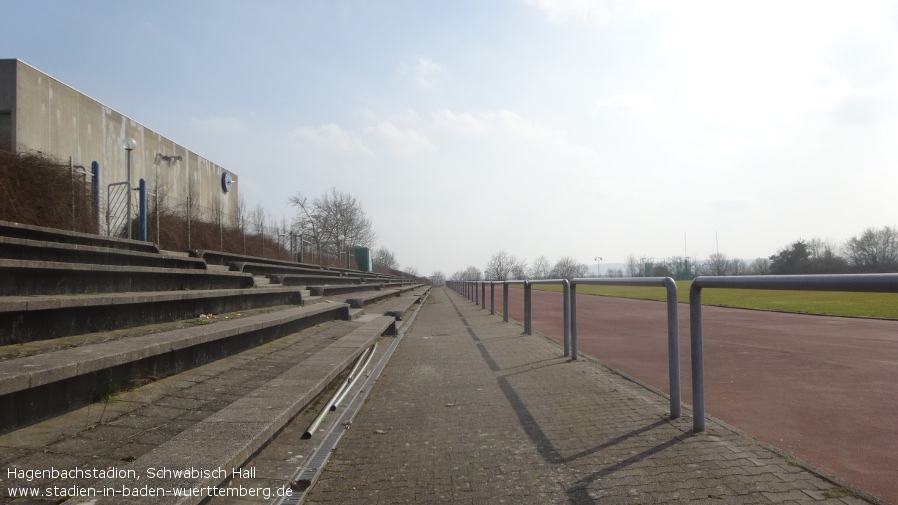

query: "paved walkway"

left=305, top=287, right=877, bottom=505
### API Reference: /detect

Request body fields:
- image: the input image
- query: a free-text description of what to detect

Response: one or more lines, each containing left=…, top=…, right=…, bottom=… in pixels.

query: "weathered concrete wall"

left=0, top=59, right=239, bottom=228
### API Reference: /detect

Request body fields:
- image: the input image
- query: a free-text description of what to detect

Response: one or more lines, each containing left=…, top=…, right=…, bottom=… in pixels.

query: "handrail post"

left=689, top=282, right=705, bottom=432
left=524, top=281, right=532, bottom=334
left=570, top=282, right=578, bottom=360
left=503, top=282, right=509, bottom=322
left=481, top=282, right=486, bottom=309
left=475, top=281, right=480, bottom=305
left=562, top=279, right=570, bottom=357
left=490, top=282, right=495, bottom=315
left=663, top=278, right=682, bottom=419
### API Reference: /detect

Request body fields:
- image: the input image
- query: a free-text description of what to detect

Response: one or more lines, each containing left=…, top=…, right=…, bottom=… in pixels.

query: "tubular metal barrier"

left=526, top=279, right=572, bottom=357
left=571, top=277, right=681, bottom=420
left=689, top=273, right=898, bottom=432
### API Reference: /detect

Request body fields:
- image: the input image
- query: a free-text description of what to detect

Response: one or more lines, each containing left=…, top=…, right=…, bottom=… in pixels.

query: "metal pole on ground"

left=490, top=282, right=495, bottom=315
left=690, top=282, right=705, bottom=431
left=563, top=279, right=570, bottom=357
left=503, top=282, right=509, bottom=322
left=664, top=278, right=682, bottom=419
left=570, top=282, right=578, bottom=360
left=524, top=281, right=532, bottom=335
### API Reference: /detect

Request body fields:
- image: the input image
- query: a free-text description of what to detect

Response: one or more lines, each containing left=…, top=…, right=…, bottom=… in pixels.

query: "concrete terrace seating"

left=307, top=280, right=412, bottom=298
left=269, top=273, right=366, bottom=286
left=82, top=316, right=397, bottom=504
left=344, top=284, right=424, bottom=309
left=192, top=249, right=400, bottom=283
left=381, top=287, right=429, bottom=320
left=0, top=219, right=159, bottom=253
left=0, top=286, right=305, bottom=344
left=0, top=236, right=206, bottom=269
left=231, top=261, right=345, bottom=277
left=0, top=303, right=353, bottom=430
left=0, top=259, right=254, bottom=296
left=0, top=220, right=430, bottom=505
left=233, top=260, right=397, bottom=284
left=190, top=249, right=323, bottom=270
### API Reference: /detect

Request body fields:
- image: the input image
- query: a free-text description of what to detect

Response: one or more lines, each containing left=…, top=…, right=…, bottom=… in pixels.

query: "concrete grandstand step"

left=0, top=236, right=207, bottom=269
left=343, top=284, right=424, bottom=308
left=0, top=259, right=254, bottom=296
left=381, top=290, right=428, bottom=321
left=309, top=281, right=414, bottom=298
left=0, top=219, right=160, bottom=254
left=0, top=315, right=395, bottom=504
left=0, top=286, right=306, bottom=344
left=190, top=249, right=323, bottom=270
left=0, top=303, right=352, bottom=432
left=91, top=316, right=395, bottom=505
left=231, top=261, right=345, bottom=278
left=0, top=317, right=395, bottom=504
left=268, top=273, right=365, bottom=286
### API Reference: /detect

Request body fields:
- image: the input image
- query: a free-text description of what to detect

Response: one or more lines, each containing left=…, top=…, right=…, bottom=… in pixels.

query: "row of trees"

left=690, top=227, right=898, bottom=277
left=767, top=227, right=898, bottom=274
left=449, top=251, right=588, bottom=282
left=449, top=226, right=898, bottom=283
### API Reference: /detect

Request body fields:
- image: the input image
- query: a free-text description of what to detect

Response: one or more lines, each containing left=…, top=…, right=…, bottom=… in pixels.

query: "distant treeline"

left=630, top=230, right=898, bottom=279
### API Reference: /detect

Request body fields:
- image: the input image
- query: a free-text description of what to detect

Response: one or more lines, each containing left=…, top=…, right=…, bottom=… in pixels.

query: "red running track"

left=479, top=286, right=898, bottom=504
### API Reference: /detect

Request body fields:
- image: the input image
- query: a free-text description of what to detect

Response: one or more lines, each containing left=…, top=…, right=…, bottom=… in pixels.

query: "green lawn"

left=531, top=280, right=898, bottom=319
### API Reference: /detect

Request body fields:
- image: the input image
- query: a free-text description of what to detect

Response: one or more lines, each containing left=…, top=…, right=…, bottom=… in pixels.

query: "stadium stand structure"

left=0, top=220, right=429, bottom=504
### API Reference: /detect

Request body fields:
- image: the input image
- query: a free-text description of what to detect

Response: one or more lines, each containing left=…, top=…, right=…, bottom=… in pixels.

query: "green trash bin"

left=354, top=246, right=372, bottom=272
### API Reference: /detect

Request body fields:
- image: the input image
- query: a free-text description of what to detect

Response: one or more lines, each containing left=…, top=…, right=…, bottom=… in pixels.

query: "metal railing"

left=449, top=277, right=680, bottom=420
left=688, top=273, right=898, bottom=432
left=451, top=272, right=898, bottom=431
left=571, top=277, right=681, bottom=419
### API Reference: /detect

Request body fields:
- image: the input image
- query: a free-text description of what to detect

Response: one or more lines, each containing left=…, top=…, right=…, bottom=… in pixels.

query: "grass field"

left=531, top=280, right=898, bottom=319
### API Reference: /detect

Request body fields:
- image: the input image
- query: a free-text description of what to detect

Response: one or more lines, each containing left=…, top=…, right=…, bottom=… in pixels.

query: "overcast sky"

left=4, top=0, right=898, bottom=276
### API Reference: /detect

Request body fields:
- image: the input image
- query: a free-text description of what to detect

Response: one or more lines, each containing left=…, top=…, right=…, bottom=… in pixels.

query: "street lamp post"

left=123, top=137, right=136, bottom=239
left=595, top=256, right=602, bottom=278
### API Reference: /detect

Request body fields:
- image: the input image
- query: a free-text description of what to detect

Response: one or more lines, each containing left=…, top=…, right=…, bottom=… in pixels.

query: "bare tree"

left=626, top=254, right=642, bottom=277
left=662, top=256, right=695, bottom=280
left=510, top=257, right=528, bottom=280
left=748, top=257, right=771, bottom=275
left=249, top=203, right=266, bottom=238
left=842, top=226, right=898, bottom=272
left=373, top=246, right=399, bottom=270
left=607, top=268, right=624, bottom=278
left=430, top=271, right=446, bottom=286
left=551, top=256, right=587, bottom=280
left=450, top=266, right=482, bottom=281
left=728, top=258, right=747, bottom=275
left=484, top=250, right=525, bottom=280
left=528, top=255, right=551, bottom=279
left=290, top=187, right=377, bottom=259
left=703, top=252, right=731, bottom=276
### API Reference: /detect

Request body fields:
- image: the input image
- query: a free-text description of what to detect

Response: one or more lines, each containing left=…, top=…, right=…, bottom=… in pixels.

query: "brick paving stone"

left=304, top=288, right=882, bottom=505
